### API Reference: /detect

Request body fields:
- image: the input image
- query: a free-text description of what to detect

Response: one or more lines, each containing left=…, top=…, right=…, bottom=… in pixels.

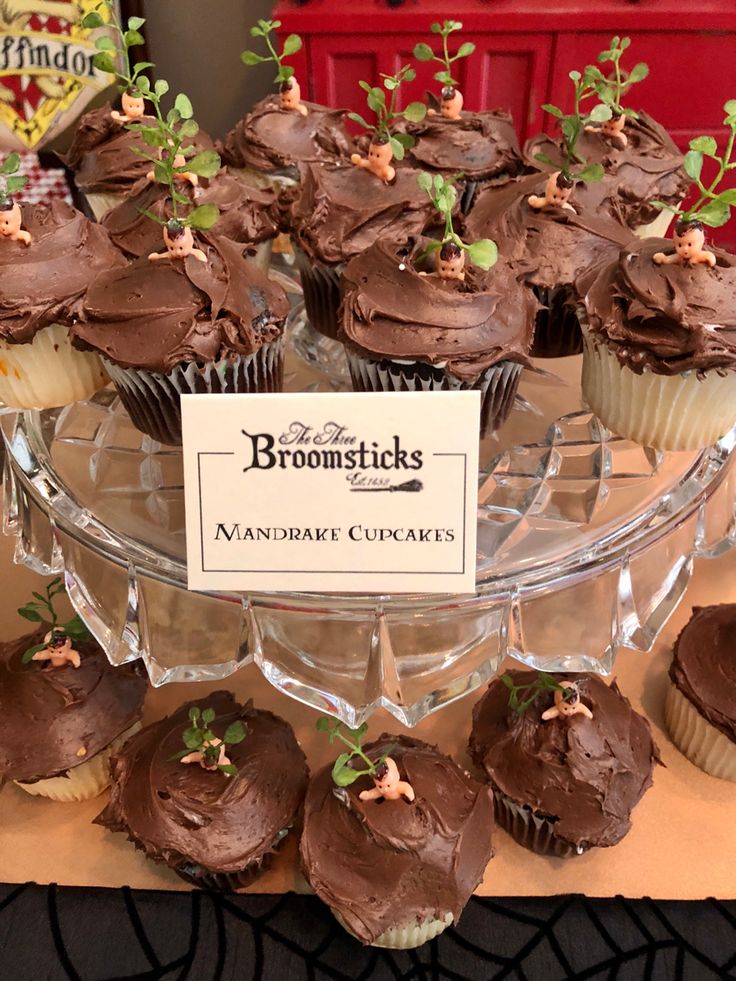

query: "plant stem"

left=334, top=729, right=375, bottom=772
left=263, top=30, right=282, bottom=73
left=685, top=126, right=736, bottom=219
left=442, top=29, right=451, bottom=77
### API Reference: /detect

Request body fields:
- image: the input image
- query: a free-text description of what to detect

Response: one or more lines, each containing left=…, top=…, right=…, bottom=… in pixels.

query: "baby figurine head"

left=437, top=240, right=465, bottom=280
left=674, top=218, right=706, bottom=262
left=0, top=198, right=19, bottom=235
left=368, top=138, right=393, bottom=169
left=121, top=89, right=145, bottom=120
left=440, top=85, right=464, bottom=120
left=163, top=220, right=195, bottom=259
left=372, top=757, right=399, bottom=795
left=279, top=77, right=302, bottom=112
left=601, top=110, right=626, bottom=140
left=550, top=172, right=574, bottom=206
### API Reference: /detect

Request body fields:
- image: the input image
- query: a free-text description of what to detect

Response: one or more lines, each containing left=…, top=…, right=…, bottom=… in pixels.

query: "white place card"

left=182, top=391, right=479, bottom=593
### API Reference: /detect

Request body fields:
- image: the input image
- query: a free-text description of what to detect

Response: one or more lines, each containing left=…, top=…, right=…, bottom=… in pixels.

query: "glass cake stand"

left=3, top=303, right=736, bottom=726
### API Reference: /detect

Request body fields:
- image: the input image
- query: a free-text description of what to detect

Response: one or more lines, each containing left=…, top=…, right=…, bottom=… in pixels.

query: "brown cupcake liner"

left=529, top=285, right=583, bottom=358
left=104, top=337, right=284, bottom=446
left=346, top=349, right=522, bottom=437
left=293, top=248, right=343, bottom=340
left=493, top=787, right=588, bottom=858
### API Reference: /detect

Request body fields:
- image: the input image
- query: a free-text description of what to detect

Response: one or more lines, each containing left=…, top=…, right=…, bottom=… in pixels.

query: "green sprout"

left=586, top=36, right=649, bottom=118
left=347, top=65, right=427, bottom=160
left=18, top=577, right=91, bottom=664
left=413, top=20, right=475, bottom=89
left=316, top=717, right=392, bottom=788
left=170, top=706, right=247, bottom=778
left=240, top=19, right=302, bottom=84
left=127, top=84, right=221, bottom=232
left=81, top=0, right=152, bottom=97
left=0, top=153, right=27, bottom=206
left=418, top=173, right=497, bottom=270
left=500, top=671, right=576, bottom=715
left=651, top=100, right=736, bottom=229
left=535, top=70, right=609, bottom=182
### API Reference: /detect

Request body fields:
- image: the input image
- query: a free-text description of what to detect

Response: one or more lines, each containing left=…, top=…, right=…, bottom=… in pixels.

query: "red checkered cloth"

left=18, top=152, right=72, bottom=207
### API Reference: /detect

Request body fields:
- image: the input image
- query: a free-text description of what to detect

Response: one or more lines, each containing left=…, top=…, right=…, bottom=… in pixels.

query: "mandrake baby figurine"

left=541, top=681, right=593, bottom=721
left=528, top=171, right=576, bottom=213
left=359, top=757, right=415, bottom=803
left=653, top=218, right=716, bottom=267
left=0, top=153, right=31, bottom=245
left=149, top=220, right=208, bottom=263
left=241, top=20, right=308, bottom=115
left=414, top=20, right=474, bottom=122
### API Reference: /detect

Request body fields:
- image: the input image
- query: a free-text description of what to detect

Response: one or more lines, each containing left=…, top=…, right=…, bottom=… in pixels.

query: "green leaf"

left=241, top=50, right=267, bottom=66
left=183, top=728, right=203, bottom=750
left=316, top=716, right=337, bottom=732
left=388, top=136, right=405, bottom=161
left=689, top=136, right=718, bottom=157
left=627, top=61, right=649, bottom=84
left=577, top=162, right=605, bottom=182
left=345, top=723, right=368, bottom=742
left=430, top=21, right=442, bottom=33
left=282, top=33, right=302, bottom=56
left=186, top=150, right=220, bottom=178
left=81, top=11, right=104, bottom=29
left=683, top=149, right=703, bottom=181
left=219, top=763, right=237, bottom=777
left=346, top=111, right=370, bottom=130
left=62, top=616, right=90, bottom=640
left=717, top=188, right=736, bottom=204
left=383, top=77, right=397, bottom=91
left=276, top=63, right=294, bottom=83
left=174, top=93, right=193, bottom=119
left=22, top=643, right=48, bottom=664
left=393, top=131, right=414, bottom=149
left=127, top=16, right=145, bottom=30
left=358, top=80, right=371, bottom=93
left=467, top=238, right=498, bottom=270
left=332, top=752, right=360, bottom=786
left=569, top=70, right=581, bottom=82
left=201, top=707, right=215, bottom=724
left=649, top=200, right=671, bottom=213
left=93, top=52, right=117, bottom=75
left=153, top=79, right=169, bottom=98
left=140, top=127, right=165, bottom=147
left=124, top=29, right=145, bottom=48
left=413, top=42, right=434, bottom=62
left=724, top=99, right=736, bottom=118
left=179, top=119, right=199, bottom=139
left=187, top=203, right=219, bottom=230
left=589, top=103, right=612, bottom=123
left=534, top=151, right=557, bottom=168
left=456, top=42, right=475, bottom=59
left=223, top=721, right=247, bottom=744
left=4, top=176, right=26, bottom=195
left=94, top=35, right=116, bottom=51
left=367, top=87, right=385, bottom=113
left=0, top=152, right=20, bottom=175
left=402, top=67, right=416, bottom=83
left=18, top=608, right=43, bottom=622
left=620, top=37, right=631, bottom=50
left=417, top=172, right=433, bottom=192
left=433, top=70, right=454, bottom=86
left=697, top=198, right=731, bottom=228
left=189, top=707, right=201, bottom=721
left=403, top=101, right=427, bottom=123
left=541, top=104, right=563, bottom=119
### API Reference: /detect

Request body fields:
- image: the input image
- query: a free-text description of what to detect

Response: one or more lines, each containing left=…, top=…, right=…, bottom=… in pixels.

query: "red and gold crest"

left=0, top=0, right=117, bottom=149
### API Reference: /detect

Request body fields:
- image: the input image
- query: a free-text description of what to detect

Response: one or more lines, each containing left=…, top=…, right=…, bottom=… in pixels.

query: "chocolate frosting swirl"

left=96, top=691, right=309, bottom=874
left=524, top=111, right=688, bottom=229
left=290, top=162, right=441, bottom=266
left=73, top=234, right=289, bottom=373
left=300, top=734, right=493, bottom=945
left=219, top=96, right=353, bottom=176
left=469, top=670, right=660, bottom=850
left=0, top=629, right=146, bottom=783
left=403, top=108, right=522, bottom=182
left=579, top=238, right=736, bottom=375
left=340, top=238, right=535, bottom=379
left=0, top=200, right=126, bottom=343
left=463, top=172, right=635, bottom=290
left=670, top=605, right=736, bottom=743
left=101, top=170, right=280, bottom=259
left=61, top=104, right=213, bottom=194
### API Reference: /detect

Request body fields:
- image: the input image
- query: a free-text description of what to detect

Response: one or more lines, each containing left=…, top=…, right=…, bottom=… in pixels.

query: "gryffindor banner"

left=0, top=0, right=118, bottom=149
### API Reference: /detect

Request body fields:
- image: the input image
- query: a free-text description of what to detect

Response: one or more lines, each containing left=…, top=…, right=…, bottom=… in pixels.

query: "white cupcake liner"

left=347, top=349, right=522, bottom=437
left=493, top=787, right=587, bottom=858
left=15, top=721, right=141, bottom=802
left=634, top=208, right=676, bottom=240
left=228, top=165, right=299, bottom=193
left=529, top=284, right=583, bottom=358
left=0, top=323, right=109, bottom=410
left=104, top=336, right=284, bottom=446
left=333, top=910, right=454, bottom=949
left=293, top=248, right=343, bottom=340
left=665, top=684, right=736, bottom=782
left=83, top=191, right=126, bottom=221
left=581, top=327, right=736, bottom=451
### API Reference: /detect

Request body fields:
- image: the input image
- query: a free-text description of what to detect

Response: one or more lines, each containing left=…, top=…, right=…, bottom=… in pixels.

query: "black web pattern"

left=0, top=885, right=734, bottom=980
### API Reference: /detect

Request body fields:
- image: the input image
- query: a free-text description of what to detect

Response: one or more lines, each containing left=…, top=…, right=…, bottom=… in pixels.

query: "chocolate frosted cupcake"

left=470, top=670, right=660, bottom=857
left=96, top=691, right=309, bottom=891
left=102, top=169, right=280, bottom=269
left=302, top=725, right=493, bottom=948
left=579, top=235, right=736, bottom=450
left=0, top=198, right=125, bottom=409
left=525, top=111, right=687, bottom=239
left=464, top=172, right=633, bottom=357
left=665, top=605, right=736, bottom=781
left=0, top=578, right=146, bottom=802
left=290, top=162, right=439, bottom=339
left=73, top=233, right=289, bottom=445
left=340, top=237, right=535, bottom=435
left=61, top=104, right=213, bottom=220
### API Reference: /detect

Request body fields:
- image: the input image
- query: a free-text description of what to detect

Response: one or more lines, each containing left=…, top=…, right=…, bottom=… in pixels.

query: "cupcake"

left=0, top=197, right=125, bottom=409
left=73, top=229, right=289, bottom=446
left=665, top=605, right=736, bottom=781
left=407, top=21, right=523, bottom=212
left=220, top=22, right=352, bottom=190
left=101, top=168, right=280, bottom=270
left=469, top=670, right=660, bottom=857
left=578, top=232, right=736, bottom=451
left=0, top=578, right=146, bottom=802
left=96, top=691, right=309, bottom=891
left=464, top=172, right=633, bottom=357
left=301, top=720, right=493, bottom=948
left=340, top=235, right=535, bottom=436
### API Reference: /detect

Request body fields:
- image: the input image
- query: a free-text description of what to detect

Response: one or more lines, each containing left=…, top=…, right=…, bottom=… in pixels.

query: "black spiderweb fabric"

left=0, top=885, right=734, bottom=980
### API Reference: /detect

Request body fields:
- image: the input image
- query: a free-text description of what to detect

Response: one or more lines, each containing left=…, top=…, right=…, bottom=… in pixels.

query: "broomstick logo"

left=351, top=479, right=424, bottom=493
